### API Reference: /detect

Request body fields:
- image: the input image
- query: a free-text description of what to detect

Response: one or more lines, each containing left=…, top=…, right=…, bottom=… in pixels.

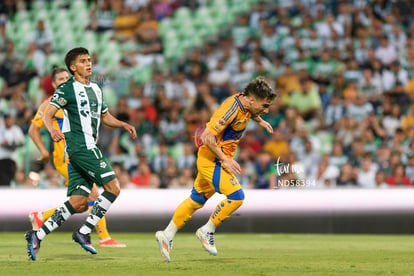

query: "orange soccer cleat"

left=98, top=237, right=127, bottom=248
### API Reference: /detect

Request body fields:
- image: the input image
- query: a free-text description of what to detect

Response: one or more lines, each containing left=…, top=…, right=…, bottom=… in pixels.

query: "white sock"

left=79, top=192, right=114, bottom=235
left=164, top=220, right=178, bottom=240
left=201, top=219, right=216, bottom=233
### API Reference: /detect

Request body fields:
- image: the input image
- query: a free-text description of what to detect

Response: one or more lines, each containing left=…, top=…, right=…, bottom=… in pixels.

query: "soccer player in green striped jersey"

left=25, top=47, right=137, bottom=261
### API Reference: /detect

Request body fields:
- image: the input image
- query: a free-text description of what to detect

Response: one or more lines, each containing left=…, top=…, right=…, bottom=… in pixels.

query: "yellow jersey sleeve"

left=31, top=99, right=49, bottom=128
left=31, top=97, right=65, bottom=130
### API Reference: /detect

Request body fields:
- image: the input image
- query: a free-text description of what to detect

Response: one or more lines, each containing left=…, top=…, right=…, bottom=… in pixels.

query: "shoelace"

left=78, top=232, right=91, bottom=244
left=207, top=232, right=215, bottom=246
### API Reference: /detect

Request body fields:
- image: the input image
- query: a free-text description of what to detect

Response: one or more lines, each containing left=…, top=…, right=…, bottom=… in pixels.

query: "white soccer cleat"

left=155, top=231, right=173, bottom=263
left=196, top=228, right=217, bottom=256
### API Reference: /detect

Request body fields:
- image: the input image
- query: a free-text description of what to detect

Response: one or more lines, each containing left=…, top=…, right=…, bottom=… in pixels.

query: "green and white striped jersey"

left=50, top=77, right=108, bottom=152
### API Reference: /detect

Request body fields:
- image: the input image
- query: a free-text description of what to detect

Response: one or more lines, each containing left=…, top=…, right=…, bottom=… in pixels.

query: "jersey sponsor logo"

left=87, top=170, right=95, bottom=177
left=79, top=99, right=89, bottom=117
left=91, top=111, right=100, bottom=119
left=230, top=177, right=238, bottom=186
left=218, top=118, right=226, bottom=126
left=59, top=97, right=67, bottom=105
left=100, top=160, right=107, bottom=169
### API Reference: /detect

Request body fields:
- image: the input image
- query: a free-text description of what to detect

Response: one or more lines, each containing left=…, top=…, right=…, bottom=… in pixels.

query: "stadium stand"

left=0, top=0, right=414, bottom=190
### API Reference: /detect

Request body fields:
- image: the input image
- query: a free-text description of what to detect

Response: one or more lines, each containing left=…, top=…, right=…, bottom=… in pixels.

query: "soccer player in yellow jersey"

left=156, top=77, right=277, bottom=262
left=28, top=67, right=125, bottom=248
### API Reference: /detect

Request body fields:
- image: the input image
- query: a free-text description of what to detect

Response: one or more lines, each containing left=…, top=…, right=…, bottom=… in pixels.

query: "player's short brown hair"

left=243, top=76, right=277, bottom=101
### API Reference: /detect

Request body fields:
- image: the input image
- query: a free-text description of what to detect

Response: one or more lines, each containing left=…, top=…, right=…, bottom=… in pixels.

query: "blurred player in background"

left=25, top=47, right=136, bottom=261
left=156, top=76, right=277, bottom=262
left=28, top=67, right=126, bottom=248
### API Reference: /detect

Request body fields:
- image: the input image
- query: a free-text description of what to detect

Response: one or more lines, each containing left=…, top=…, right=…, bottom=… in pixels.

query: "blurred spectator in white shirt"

left=382, top=103, right=402, bottom=138
left=310, top=155, right=340, bottom=188
left=357, top=153, right=378, bottom=188
left=0, top=113, right=24, bottom=186
left=31, top=19, right=54, bottom=51
left=375, top=36, right=397, bottom=66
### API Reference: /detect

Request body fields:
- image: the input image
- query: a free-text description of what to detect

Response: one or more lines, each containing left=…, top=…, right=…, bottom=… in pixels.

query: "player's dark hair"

left=64, top=47, right=89, bottom=75
left=243, top=76, right=277, bottom=101
left=51, top=67, right=68, bottom=83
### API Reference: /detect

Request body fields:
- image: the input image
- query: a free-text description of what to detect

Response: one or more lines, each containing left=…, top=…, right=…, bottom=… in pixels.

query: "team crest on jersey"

left=100, top=160, right=107, bottom=169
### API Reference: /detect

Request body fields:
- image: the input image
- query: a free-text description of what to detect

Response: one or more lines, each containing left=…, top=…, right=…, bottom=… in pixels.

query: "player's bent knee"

left=88, top=184, right=99, bottom=200
left=228, top=189, right=245, bottom=201
left=103, top=179, right=120, bottom=196
left=190, top=187, right=207, bottom=204
left=69, top=197, right=89, bottom=212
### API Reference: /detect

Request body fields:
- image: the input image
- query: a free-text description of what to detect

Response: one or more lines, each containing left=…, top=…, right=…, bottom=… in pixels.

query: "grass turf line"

left=1, top=233, right=413, bottom=275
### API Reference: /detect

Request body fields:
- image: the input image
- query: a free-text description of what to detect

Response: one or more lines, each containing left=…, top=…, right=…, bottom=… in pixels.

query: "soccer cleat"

left=196, top=228, right=217, bottom=256
left=99, top=238, right=126, bottom=248
left=25, top=230, right=41, bottom=261
left=155, top=231, right=173, bottom=263
left=72, top=231, right=97, bottom=254
left=29, top=212, right=44, bottom=231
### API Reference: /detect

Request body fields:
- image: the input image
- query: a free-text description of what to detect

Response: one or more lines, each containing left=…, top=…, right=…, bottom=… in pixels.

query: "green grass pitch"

left=1, top=233, right=414, bottom=275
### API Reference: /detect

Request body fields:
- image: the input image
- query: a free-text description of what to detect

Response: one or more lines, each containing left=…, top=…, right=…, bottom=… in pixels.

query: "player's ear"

left=70, top=63, right=76, bottom=73
left=249, top=96, right=255, bottom=106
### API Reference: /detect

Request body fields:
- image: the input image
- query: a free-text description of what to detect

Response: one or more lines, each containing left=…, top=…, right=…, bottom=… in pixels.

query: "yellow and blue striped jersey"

left=198, top=93, right=250, bottom=162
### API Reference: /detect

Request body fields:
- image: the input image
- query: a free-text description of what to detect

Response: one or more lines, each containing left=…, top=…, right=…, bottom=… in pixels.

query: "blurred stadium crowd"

left=0, top=0, right=414, bottom=189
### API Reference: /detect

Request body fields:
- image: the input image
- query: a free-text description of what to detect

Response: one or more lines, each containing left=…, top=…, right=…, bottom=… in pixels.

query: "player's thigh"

left=197, top=162, right=242, bottom=196
left=193, top=172, right=215, bottom=200
left=88, top=183, right=99, bottom=201
left=67, top=167, right=92, bottom=197
left=217, top=166, right=242, bottom=196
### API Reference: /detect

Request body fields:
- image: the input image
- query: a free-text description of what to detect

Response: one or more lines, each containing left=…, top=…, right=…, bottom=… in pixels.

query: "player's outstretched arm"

left=101, top=111, right=137, bottom=139
left=252, top=115, right=273, bottom=134
left=201, top=128, right=241, bottom=175
left=28, top=123, right=50, bottom=162
left=43, top=104, right=65, bottom=142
